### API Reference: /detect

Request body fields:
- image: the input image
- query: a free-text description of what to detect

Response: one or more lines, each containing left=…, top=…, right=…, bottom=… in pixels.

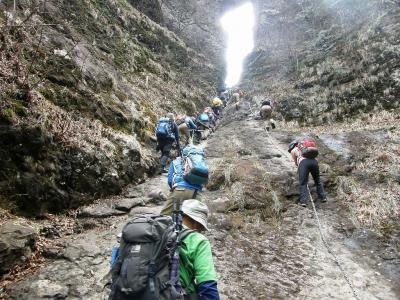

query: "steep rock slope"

left=241, top=0, right=400, bottom=240
left=243, top=0, right=400, bottom=123
left=0, top=0, right=218, bottom=216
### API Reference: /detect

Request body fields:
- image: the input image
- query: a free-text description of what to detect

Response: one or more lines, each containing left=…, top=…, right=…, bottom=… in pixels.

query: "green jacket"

left=179, top=229, right=218, bottom=293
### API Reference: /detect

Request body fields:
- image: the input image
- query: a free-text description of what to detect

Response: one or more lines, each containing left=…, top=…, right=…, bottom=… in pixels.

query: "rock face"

left=243, top=0, right=400, bottom=124
left=0, top=221, right=37, bottom=274
left=0, top=0, right=219, bottom=215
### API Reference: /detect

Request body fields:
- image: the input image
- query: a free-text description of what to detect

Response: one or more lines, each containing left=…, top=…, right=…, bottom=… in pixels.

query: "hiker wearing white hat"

left=179, top=200, right=220, bottom=300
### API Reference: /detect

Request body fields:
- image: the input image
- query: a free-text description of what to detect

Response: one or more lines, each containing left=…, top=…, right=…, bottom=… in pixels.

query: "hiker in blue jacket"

left=178, top=116, right=197, bottom=146
left=156, top=113, right=181, bottom=174
left=161, top=157, right=203, bottom=215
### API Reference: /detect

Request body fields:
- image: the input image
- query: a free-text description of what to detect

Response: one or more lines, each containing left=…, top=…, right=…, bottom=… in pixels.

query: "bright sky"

left=220, top=2, right=255, bottom=88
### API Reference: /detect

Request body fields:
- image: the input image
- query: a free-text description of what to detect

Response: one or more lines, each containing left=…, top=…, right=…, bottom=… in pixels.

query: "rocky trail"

left=4, top=104, right=399, bottom=300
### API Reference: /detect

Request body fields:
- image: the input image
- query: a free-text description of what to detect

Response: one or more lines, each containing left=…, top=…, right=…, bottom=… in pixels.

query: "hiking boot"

left=271, top=123, right=276, bottom=129
left=161, top=168, right=168, bottom=174
left=319, top=197, right=327, bottom=203
left=299, top=201, right=307, bottom=207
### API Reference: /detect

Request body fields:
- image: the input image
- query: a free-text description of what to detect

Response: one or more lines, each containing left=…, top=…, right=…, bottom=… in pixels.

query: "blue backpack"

left=198, top=113, right=209, bottom=122
left=168, top=158, right=184, bottom=189
left=182, top=145, right=209, bottom=185
left=156, top=118, right=175, bottom=140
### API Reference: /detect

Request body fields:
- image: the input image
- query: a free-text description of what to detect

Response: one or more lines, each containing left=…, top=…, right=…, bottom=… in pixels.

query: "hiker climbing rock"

left=156, top=113, right=181, bottom=174
left=211, top=97, right=223, bottom=118
left=288, top=138, right=327, bottom=207
left=161, top=145, right=209, bottom=215
left=260, top=98, right=276, bottom=131
left=177, top=115, right=197, bottom=146
left=178, top=200, right=220, bottom=300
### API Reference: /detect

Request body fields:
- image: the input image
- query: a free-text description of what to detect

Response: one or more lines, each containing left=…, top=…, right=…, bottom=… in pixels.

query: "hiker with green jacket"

left=179, top=200, right=220, bottom=300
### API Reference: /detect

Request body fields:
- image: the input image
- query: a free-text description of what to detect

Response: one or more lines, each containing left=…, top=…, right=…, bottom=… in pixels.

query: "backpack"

left=182, top=145, right=209, bottom=185
left=156, top=118, right=175, bottom=140
left=198, top=113, right=209, bottom=122
left=108, top=214, right=194, bottom=300
left=168, top=158, right=184, bottom=189
left=298, top=138, right=319, bottom=159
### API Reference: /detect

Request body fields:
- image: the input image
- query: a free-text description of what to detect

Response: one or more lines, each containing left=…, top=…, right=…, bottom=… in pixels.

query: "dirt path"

left=6, top=105, right=399, bottom=299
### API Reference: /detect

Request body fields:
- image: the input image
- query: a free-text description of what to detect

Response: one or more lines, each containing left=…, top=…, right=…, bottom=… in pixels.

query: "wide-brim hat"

left=181, top=199, right=209, bottom=231
left=166, top=113, right=175, bottom=121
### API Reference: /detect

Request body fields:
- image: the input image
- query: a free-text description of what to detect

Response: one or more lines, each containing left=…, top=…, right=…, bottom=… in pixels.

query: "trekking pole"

left=307, top=185, right=361, bottom=300
left=170, top=199, right=184, bottom=293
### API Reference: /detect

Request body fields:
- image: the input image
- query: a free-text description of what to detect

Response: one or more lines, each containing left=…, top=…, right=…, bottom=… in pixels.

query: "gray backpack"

left=108, top=214, right=193, bottom=300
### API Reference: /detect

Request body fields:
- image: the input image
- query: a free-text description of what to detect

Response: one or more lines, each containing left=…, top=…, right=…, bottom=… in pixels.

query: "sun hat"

left=181, top=199, right=209, bottom=231
left=166, top=113, right=175, bottom=120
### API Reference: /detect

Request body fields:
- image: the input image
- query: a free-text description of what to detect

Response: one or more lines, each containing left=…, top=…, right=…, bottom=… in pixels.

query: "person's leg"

left=183, top=125, right=190, bottom=145
left=310, top=160, right=327, bottom=201
left=160, top=142, right=172, bottom=173
left=298, top=160, right=310, bottom=206
left=160, top=188, right=200, bottom=215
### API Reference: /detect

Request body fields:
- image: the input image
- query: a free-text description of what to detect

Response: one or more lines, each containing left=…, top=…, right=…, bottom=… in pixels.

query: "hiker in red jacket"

left=288, top=138, right=327, bottom=207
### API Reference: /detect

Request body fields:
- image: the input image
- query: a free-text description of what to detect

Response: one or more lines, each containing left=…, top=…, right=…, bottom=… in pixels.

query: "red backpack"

left=299, top=138, right=319, bottom=159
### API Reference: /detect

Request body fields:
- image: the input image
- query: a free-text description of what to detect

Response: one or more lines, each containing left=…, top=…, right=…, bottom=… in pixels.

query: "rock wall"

left=243, top=0, right=400, bottom=124
left=0, top=0, right=219, bottom=216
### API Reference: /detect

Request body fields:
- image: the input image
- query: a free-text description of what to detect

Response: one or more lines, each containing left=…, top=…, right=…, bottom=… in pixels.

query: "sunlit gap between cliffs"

left=220, top=2, right=255, bottom=88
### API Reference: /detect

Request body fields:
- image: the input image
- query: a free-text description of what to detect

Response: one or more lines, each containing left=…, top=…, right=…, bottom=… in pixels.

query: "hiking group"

left=107, top=90, right=328, bottom=300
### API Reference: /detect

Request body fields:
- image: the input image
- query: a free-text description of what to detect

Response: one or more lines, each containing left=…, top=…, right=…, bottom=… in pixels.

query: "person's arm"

left=193, top=239, right=219, bottom=299
left=291, top=148, right=299, bottom=167
left=167, top=161, right=174, bottom=189
left=174, top=123, right=181, bottom=154
left=198, top=281, right=220, bottom=300
left=188, top=118, right=197, bottom=129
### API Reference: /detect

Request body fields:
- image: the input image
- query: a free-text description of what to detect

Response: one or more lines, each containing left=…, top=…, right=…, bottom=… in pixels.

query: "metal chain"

left=266, top=133, right=361, bottom=300
left=306, top=185, right=361, bottom=300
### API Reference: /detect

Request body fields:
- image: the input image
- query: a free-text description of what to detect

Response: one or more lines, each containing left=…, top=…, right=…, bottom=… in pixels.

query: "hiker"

left=260, top=98, right=276, bottom=130
left=199, top=108, right=215, bottom=133
left=177, top=115, right=197, bottom=146
left=107, top=200, right=219, bottom=300
left=178, top=199, right=220, bottom=299
left=231, top=91, right=240, bottom=103
left=211, top=97, right=223, bottom=117
left=161, top=145, right=208, bottom=215
left=156, top=113, right=180, bottom=174
left=232, top=90, right=245, bottom=110
left=288, top=138, right=327, bottom=207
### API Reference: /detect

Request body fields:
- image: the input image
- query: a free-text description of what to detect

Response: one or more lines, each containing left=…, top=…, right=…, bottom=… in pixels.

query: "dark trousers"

left=298, top=159, right=326, bottom=203
left=212, top=107, right=221, bottom=117
left=157, top=138, right=173, bottom=168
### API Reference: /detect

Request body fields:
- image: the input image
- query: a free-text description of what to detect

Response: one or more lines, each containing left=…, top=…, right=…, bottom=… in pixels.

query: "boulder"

left=208, top=197, right=232, bottom=213
left=78, top=206, right=126, bottom=218
left=0, top=221, right=37, bottom=274
left=29, top=280, right=69, bottom=299
left=147, top=190, right=167, bottom=204
left=114, top=197, right=146, bottom=212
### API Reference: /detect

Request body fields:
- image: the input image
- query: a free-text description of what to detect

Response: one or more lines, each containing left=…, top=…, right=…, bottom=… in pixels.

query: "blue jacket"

left=185, top=117, right=197, bottom=130
left=168, top=158, right=203, bottom=191
left=175, top=179, right=202, bottom=191
left=198, top=281, right=220, bottom=300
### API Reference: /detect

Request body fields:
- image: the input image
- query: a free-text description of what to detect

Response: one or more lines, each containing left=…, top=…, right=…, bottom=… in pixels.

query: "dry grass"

left=21, top=91, right=152, bottom=162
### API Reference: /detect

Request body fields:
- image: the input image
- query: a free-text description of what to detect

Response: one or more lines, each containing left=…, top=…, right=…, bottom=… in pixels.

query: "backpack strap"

left=179, top=228, right=195, bottom=241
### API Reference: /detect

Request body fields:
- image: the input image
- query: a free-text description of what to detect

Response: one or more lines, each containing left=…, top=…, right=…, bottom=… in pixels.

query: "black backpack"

left=108, top=214, right=193, bottom=300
